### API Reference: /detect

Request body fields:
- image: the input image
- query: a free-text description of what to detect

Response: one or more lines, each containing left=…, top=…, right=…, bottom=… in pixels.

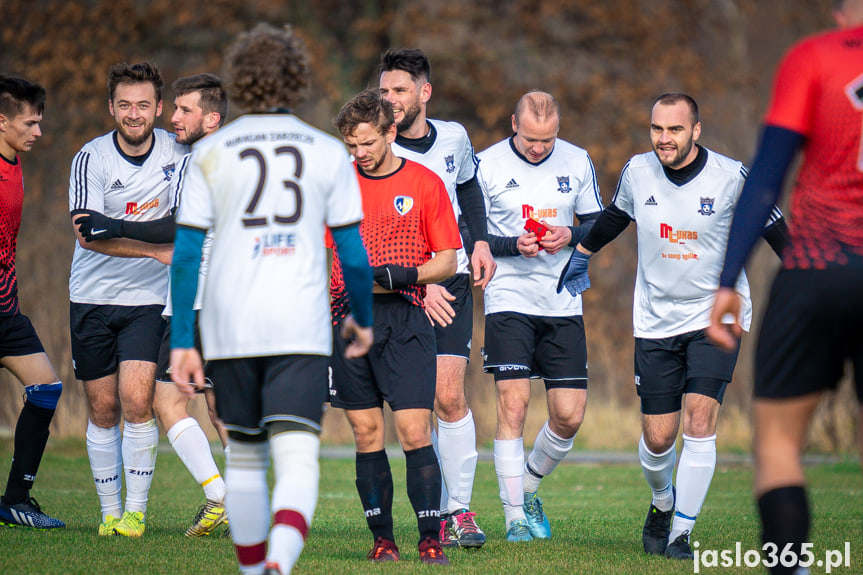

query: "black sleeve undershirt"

left=455, top=175, right=488, bottom=248
left=581, top=204, right=632, bottom=253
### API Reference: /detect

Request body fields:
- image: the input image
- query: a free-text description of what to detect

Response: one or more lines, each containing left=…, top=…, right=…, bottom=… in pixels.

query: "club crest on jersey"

left=698, top=197, right=715, bottom=216
left=162, top=162, right=176, bottom=182
left=445, top=155, right=456, bottom=174
left=556, top=176, right=571, bottom=193
left=394, top=196, right=414, bottom=216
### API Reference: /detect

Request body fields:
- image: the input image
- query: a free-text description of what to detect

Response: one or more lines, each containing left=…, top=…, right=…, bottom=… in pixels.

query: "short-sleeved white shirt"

left=69, top=129, right=188, bottom=305
left=479, top=138, right=603, bottom=316
left=392, top=119, right=478, bottom=274
left=612, top=148, right=763, bottom=338
left=175, top=114, right=363, bottom=359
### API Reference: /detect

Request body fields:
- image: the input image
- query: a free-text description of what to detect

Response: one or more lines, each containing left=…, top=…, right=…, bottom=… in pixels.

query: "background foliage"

left=0, top=1, right=856, bottom=451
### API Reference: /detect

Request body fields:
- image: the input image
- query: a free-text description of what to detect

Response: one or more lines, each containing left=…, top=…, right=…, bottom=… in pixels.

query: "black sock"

left=3, top=402, right=55, bottom=505
left=355, top=450, right=394, bottom=542
left=404, top=445, right=441, bottom=543
left=758, top=486, right=810, bottom=575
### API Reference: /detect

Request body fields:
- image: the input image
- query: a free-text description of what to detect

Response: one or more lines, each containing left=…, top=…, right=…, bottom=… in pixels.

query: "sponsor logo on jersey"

left=0, top=175, right=9, bottom=182
left=110, top=179, right=124, bottom=190
left=252, top=232, right=297, bottom=258
left=445, top=154, right=456, bottom=173
left=556, top=175, right=571, bottom=193
left=698, top=197, right=716, bottom=216
left=659, top=222, right=697, bottom=244
left=522, top=204, right=558, bottom=220
left=162, top=162, right=176, bottom=182
left=645, top=195, right=658, bottom=206
left=505, top=178, right=519, bottom=189
left=394, top=195, right=414, bottom=216
left=125, top=198, right=160, bottom=215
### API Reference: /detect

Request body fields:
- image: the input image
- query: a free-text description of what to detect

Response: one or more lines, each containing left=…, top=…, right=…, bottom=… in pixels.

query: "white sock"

left=86, top=420, right=123, bottom=521
left=430, top=427, right=448, bottom=515
left=167, top=417, right=226, bottom=502
left=122, top=419, right=158, bottom=514
left=524, top=420, right=574, bottom=494
left=437, top=410, right=478, bottom=514
left=494, top=438, right=526, bottom=526
left=268, top=431, right=320, bottom=574
left=670, top=434, right=717, bottom=541
left=638, top=434, right=676, bottom=512
left=226, top=439, right=270, bottom=574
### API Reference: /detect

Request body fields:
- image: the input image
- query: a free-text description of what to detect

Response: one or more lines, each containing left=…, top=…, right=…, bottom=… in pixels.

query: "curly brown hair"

left=223, top=23, right=309, bottom=113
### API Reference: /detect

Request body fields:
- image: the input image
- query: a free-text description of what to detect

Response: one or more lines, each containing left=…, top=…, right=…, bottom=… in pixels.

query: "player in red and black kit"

left=330, top=89, right=461, bottom=566
left=0, top=76, right=65, bottom=529
left=708, top=2, right=863, bottom=573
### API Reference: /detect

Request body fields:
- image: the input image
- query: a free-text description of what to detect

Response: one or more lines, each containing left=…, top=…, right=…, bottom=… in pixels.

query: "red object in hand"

left=524, top=218, right=549, bottom=250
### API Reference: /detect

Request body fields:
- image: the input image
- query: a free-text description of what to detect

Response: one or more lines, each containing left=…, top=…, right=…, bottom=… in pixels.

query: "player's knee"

left=25, top=381, right=62, bottom=410
left=642, top=429, right=676, bottom=454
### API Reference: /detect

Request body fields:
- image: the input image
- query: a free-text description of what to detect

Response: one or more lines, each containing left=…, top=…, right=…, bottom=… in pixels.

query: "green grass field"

left=0, top=438, right=860, bottom=575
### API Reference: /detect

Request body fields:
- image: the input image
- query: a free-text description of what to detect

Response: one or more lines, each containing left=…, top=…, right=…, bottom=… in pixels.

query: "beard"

left=395, top=100, right=422, bottom=134
left=116, top=118, right=156, bottom=147
left=654, top=138, right=694, bottom=169
left=176, top=122, right=206, bottom=146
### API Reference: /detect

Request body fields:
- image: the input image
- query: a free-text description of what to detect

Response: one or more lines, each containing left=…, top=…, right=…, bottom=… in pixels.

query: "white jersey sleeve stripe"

left=172, top=154, right=192, bottom=210
left=610, top=161, right=632, bottom=205
left=583, top=155, right=603, bottom=214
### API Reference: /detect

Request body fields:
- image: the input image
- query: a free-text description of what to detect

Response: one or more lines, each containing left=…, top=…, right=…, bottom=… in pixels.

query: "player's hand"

left=706, top=287, right=743, bottom=352
left=540, top=224, right=572, bottom=255
left=517, top=232, right=540, bottom=258
left=470, top=241, right=496, bottom=289
left=153, top=244, right=174, bottom=265
left=424, top=283, right=456, bottom=327
left=170, top=348, right=206, bottom=398
left=76, top=212, right=125, bottom=242
left=373, top=264, right=418, bottom=290
left=557, top=247, right=591, bottom=296
left=341, top=314, right=373, bottom=359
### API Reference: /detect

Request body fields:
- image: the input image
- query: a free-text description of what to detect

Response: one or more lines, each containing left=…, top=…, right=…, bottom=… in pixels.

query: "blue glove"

left=557, top=249, right=592, bottom=296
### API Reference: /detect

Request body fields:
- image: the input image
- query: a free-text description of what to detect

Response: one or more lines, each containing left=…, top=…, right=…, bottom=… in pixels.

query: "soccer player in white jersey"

left=560, top=93, right=788, bottom=560
left=169, top=24, right=374, bottom=575
left=78, top=74, right=232, bottom=538
left=478, top=91, right=602, bottom=542
left=378, top=48, right=496, bottom=549
left=69, top=62, right=187, bottom=538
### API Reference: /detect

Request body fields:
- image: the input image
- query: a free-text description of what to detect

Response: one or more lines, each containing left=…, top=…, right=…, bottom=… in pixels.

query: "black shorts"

left=206, top=354, right=329, bottom=435
left=70, top=303, right=166, bottom=380
left=330, top=294, right=437, bottom=411
left=0, top=313, right=45, bottom=359
left=755, top=268, right=863, bottom=401
left=482, top=311, right=588, bottom=389
left=634, top=329, right=738, bottom=415
left=155, top=319, right=213, bottom=388
left=432, top=274, right=473, bottom=360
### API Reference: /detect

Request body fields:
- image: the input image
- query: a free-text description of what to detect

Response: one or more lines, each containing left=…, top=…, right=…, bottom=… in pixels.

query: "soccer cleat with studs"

left=0, top=497, right=65, bottom=529
left=98, top=514, right=121, bottom=536
left=185, top=499, right=227, bottom=537
left=367, top=536, right=400, bottom=562
left=113, top=510, right=146, bottom=537
left=642, top=489, right=674, bottom=555
left=664, top=530, right=694, bottom=560
left=443, top=509, right=486, bottom=548
left=418, top=536, right=450, bottom=565
left=505, top=518, right=533, bottom=542
left=263, top=561, right=283, bottom=575
left=522, top=492, right=551, bottom=539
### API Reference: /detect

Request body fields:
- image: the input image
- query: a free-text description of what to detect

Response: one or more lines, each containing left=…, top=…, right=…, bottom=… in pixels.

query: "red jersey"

left=330, top=158, right=462, bottom=320
left=764, top=24, right=863, bottom=269
left=0, top=155, right=23, bottom=315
